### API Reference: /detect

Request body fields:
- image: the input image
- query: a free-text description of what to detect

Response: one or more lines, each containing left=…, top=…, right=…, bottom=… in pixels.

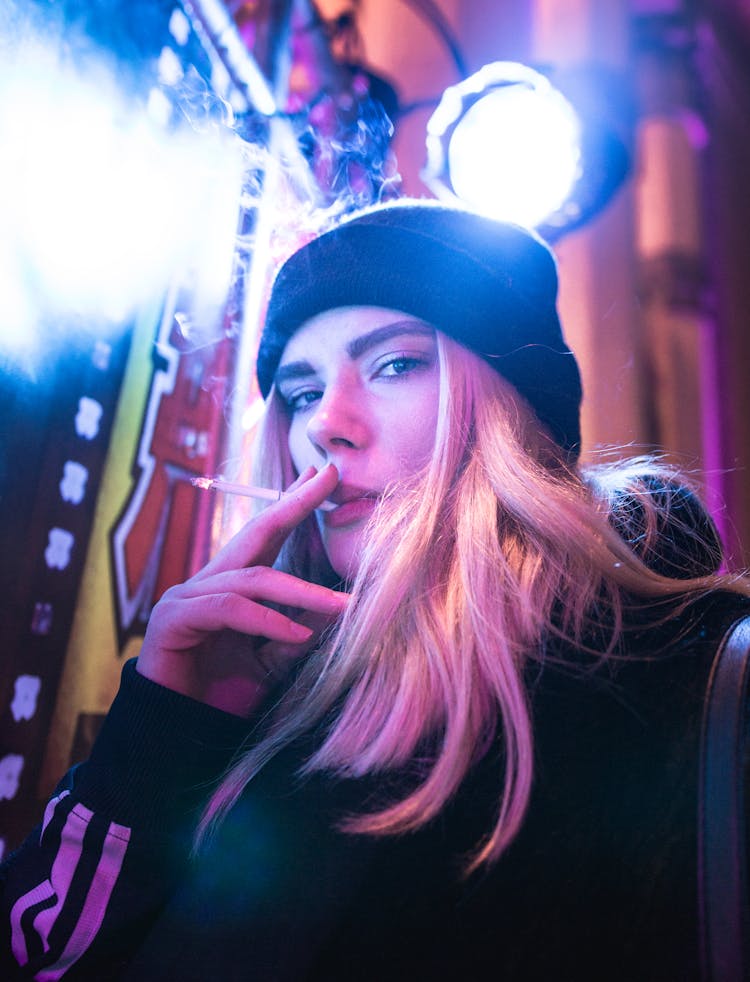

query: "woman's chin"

left=322, top=529, right=365, bottom=582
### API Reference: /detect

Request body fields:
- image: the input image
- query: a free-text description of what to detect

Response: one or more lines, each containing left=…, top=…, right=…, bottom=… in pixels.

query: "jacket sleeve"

left=0, top=659, right=254, bottom=980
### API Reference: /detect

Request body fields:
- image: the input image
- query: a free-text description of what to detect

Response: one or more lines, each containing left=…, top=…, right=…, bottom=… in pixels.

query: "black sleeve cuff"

left=72, top=659, right=260, bottom=833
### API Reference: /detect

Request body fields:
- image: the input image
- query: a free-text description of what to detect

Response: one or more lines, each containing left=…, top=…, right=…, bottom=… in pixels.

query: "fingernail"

left=291, top=623, right=314, bottom=640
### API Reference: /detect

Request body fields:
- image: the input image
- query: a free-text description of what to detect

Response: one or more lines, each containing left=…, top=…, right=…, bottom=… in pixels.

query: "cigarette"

left=191, top=476, right=336, bottom=511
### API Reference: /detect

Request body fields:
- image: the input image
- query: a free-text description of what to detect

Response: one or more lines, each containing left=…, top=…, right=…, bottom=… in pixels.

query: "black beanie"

left=257, top=199, right=583, bottom=457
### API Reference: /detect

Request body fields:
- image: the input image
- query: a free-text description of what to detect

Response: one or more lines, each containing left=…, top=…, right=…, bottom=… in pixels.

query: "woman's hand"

left=136, top=464, right=348, bottom=716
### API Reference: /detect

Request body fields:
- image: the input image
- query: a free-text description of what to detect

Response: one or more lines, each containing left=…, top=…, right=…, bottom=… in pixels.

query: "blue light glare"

left=425, top=62, right=583, bottom=229
left=0, top=34, right=244, bottom=357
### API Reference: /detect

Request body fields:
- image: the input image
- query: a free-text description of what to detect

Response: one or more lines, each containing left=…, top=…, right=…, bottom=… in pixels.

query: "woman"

left=2, top=200, right=748, bottom=980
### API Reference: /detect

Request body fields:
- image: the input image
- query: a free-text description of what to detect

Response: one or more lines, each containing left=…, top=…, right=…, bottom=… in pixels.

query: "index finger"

left=198, top=463, right=339, bottom=577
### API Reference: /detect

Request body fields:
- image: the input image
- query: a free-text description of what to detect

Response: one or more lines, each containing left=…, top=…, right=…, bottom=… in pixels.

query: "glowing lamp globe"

left=424, top=62, right=583, bottom=230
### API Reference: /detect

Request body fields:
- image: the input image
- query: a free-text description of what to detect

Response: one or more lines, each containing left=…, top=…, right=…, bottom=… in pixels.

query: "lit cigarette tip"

left=191, top=477, right=214, bottom=490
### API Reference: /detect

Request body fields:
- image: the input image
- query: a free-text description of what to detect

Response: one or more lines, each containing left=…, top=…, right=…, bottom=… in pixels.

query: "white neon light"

left=0, top=35, right=244, bottom=355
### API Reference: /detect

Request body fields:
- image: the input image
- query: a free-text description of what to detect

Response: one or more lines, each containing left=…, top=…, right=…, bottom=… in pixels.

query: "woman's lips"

left=323, top=493, right=378, bottom=528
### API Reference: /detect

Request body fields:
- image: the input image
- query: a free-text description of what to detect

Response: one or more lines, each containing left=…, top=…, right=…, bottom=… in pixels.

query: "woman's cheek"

left=288, top=417, right=316, bottom=473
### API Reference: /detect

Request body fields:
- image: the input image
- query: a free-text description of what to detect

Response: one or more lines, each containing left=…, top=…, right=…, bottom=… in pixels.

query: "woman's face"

left=275, top=306, right=441, bottom=578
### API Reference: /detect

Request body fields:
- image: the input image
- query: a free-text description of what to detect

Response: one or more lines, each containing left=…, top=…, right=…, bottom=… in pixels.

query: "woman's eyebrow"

left=274, top=360, right=315, bottom=388
left=274, top=321, right=435, bottom=389
left=346, top=321, right=435, bottom=360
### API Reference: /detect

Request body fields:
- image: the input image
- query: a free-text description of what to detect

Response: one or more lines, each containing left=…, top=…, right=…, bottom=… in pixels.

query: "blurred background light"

left=425, top=61, right=581, bottom=229
left=423, top=60, right=631, bottom=239
left=0, top=35, right=245, bottom=357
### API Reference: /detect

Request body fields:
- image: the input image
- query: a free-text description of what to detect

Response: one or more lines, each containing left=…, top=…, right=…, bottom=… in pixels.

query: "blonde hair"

left=198, top=335, right=744, bottom=872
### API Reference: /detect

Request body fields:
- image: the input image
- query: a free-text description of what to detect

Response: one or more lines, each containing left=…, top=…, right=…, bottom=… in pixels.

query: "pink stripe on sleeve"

left=34, top=821, right=130, bottom=982
left=10, top=800, right=132, bottom=980
left=41, top=791, right=70, bottom=839
left=10, top=804, right=93, bottom=966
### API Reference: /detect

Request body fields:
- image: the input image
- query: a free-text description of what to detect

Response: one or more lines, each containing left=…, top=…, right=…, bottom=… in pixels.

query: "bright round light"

left=425, top=63, right=582, bottom=229
left=0, top=33, right=245, bottom=357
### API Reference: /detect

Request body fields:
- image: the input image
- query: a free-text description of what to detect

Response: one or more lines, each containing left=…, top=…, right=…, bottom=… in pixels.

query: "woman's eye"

left=376, top=355, right=425, bottom=378
left=284, top=389, right=321, bottom=413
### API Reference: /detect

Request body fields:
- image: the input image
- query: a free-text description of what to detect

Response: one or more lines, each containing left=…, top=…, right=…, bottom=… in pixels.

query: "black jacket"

left=2, top=590, right=749, bottom=980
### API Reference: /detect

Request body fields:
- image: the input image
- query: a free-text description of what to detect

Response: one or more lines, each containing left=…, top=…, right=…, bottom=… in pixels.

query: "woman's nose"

left=305, top=379, right=369, bottom=456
